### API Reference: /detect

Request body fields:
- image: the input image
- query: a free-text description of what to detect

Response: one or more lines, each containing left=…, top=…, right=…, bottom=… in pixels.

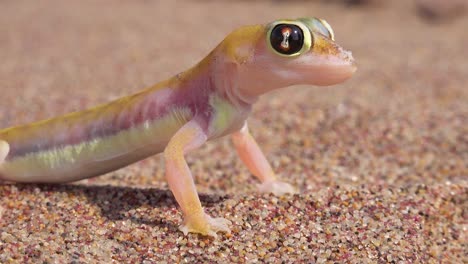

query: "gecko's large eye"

left=267, top=22, right=312, bottom=57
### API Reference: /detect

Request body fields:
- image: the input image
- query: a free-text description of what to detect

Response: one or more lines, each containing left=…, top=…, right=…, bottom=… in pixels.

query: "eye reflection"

left=269, top=24, right=304, bottom=55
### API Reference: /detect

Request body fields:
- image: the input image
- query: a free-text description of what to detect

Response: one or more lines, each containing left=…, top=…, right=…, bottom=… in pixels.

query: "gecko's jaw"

left=295, top=48, right=356, bottom=86
left=237, top=49, right=356, bottom=99
left=308, top=57, right=356, bottom=86
left=284, top=31, right=357, bottom=86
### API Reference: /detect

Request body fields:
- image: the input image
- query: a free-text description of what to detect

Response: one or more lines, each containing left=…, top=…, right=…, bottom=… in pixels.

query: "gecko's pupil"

left=270, top=24, right=304, bottom=55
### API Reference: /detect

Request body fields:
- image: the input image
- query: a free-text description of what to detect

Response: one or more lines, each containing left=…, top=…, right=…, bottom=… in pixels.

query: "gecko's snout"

left=294, top=44, right=356, bottom=87
left=311, top=56, right=356, bottom=86
left=302, top=32, right=357, bottom=86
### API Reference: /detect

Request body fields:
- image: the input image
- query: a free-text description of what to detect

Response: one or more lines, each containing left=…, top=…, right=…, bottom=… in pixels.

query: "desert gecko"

left=0, top=18, right=356, bottom=236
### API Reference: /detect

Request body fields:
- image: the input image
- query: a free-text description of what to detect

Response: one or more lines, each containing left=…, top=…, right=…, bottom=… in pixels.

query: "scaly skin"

left=0, top=18, right=356, bottom=237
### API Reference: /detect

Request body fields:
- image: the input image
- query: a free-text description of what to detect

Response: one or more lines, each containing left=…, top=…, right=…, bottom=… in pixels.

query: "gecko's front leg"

left=164, top=119, right=231, bottom=237
left=232, top=123, right=296, bottom=195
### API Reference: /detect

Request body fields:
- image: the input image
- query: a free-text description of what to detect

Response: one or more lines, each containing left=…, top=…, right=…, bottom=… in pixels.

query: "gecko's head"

left=218, top=18, right=356, bottom=101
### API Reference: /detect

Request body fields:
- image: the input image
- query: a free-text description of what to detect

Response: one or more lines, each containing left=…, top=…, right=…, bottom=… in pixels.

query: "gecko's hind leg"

left=0, top=140, right=9, bottom=164
left=232, top=123, right=297, bottom=195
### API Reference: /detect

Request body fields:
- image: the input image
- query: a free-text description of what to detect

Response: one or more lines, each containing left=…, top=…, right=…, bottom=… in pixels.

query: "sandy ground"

left=0, top=0, right=466, bottom=263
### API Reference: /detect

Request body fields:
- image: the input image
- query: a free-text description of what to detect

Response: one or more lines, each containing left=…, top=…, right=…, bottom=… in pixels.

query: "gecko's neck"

left=157, top=52, right=254, bottom=137
left=161, top=51, right=255, bottom=110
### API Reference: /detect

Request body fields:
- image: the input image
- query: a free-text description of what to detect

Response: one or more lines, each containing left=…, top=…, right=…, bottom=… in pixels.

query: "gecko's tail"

left=0, top=140, right=9, bottom=182
left=0, top=140, right=9, bottom=168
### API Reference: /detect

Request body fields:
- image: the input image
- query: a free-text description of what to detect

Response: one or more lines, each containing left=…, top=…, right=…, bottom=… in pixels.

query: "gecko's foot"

left=257, top=180, right=298, bottom=195
left=179, top=212, right=231, bottom=238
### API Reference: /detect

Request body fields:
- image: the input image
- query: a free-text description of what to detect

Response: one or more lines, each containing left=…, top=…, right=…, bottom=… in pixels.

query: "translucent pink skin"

left=237, top=32, right=356, bottom=100
left=1, top=70, right=215, bottom=161
left=0, top=19, right=356, bottom=236
left=0, top=66, right=221, bottom=182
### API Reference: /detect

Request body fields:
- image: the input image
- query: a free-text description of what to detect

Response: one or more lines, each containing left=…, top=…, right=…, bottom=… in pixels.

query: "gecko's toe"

left=257, top=180, right=298, bottom=195
left=179, top=212, right=231, bottom=238
left=207, top=216, right=231, bottom=235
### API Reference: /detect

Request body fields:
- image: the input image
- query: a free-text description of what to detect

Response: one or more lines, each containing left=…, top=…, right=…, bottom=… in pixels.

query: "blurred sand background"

left=0, top=0, right=466, bottom=263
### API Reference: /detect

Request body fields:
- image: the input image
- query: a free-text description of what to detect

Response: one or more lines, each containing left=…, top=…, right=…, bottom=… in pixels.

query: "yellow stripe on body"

left=0, top=108, right=192, bottom=183
left=0, top=78, right=176, bottom=154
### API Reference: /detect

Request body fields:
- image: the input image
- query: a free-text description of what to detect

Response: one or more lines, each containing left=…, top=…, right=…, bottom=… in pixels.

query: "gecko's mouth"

left=287, top=49, right=356, bottom=86
left=296, top=32, right=357, bottom=86
left=308, top=55, right=356, bottom=86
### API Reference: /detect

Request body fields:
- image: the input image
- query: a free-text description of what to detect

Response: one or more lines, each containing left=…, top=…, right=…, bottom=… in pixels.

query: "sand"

left=0, top=1, right=466, bottom=263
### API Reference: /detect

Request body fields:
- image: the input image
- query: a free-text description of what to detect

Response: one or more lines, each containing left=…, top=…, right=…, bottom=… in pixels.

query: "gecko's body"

left=0, top=63, right=247, bottom=183
left=0, top=18, right=355, bottom=236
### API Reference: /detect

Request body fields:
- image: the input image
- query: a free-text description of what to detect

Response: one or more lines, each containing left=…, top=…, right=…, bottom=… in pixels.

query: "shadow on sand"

left=2, top=183, right=230, bottom=230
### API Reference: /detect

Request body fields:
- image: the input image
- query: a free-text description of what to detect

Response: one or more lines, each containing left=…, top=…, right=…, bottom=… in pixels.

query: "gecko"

left=0, top=18, right=356, bottom=237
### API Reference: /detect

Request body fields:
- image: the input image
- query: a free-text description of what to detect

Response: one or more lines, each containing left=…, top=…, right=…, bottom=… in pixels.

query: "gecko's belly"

left=0, top=110, right=191, bottom=183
